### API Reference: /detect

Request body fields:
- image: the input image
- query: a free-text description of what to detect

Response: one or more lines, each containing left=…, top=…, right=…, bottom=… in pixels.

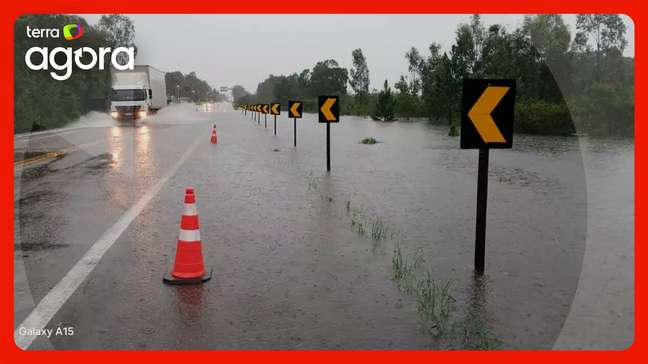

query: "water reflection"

left=108, top=126, right=123, bottom=169
left=135, top=125, right=154, bottom=183
left=170, top=285, right=208, bottom=344
left=454, top=273, right=500, bottom=349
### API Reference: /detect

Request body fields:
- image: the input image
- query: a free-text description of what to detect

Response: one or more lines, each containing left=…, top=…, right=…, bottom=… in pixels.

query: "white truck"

left=110, top=65, right=167, bottom=120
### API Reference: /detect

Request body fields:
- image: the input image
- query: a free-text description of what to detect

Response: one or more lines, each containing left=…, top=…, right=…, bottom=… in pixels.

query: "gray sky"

left=84, top=14, right=634, bottom=93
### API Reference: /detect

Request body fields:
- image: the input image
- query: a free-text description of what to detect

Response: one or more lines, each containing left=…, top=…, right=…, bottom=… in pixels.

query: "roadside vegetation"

left=234, top=14, right=633, bottom=137
left=360, top=137, right=378, bottom=145
left=391, top=244, right=500, bottom=349
left=308, top=182, right=500, bottom=349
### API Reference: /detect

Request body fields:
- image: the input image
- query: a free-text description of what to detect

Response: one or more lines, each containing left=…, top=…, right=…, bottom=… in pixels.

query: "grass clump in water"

left=416, top=271, right=455, bottom=337
left=392, top=245, right=423, bottom=295
left=371, top=217, right=387, bottom=241
left=360, top=137, right=379, bottom=145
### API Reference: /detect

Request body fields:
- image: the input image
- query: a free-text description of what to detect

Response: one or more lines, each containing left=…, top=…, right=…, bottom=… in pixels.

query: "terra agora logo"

left=24, top=23, right=134, bottom=81
left=62, top=23, right=84, bottom=40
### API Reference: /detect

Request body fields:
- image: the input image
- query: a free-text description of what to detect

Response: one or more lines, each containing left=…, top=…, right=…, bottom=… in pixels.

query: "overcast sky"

left=83, top=14, right=634, bottom=93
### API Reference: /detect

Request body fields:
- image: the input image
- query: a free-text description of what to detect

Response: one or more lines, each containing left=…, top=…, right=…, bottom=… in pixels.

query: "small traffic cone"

left=210, top=125, right=218, bottom=144
left=163, top=187, right=212, bottom=285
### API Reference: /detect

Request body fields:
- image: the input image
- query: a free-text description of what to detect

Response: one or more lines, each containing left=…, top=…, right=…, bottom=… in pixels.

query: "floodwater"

left=14, top=103, right=633, bottom=349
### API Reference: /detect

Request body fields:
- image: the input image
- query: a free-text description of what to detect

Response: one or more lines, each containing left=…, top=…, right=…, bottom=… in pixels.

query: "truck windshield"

left=111, top=89, right=147, bottom=101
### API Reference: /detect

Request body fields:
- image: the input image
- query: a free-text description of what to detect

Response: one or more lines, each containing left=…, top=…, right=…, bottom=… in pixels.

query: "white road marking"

left=14, top=136, right=203, bottom=350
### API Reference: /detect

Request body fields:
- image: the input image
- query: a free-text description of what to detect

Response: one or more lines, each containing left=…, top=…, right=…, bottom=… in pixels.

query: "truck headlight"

left=138, top=110, right=147, bottom=119
left=111, top=111, right=119, bottom=118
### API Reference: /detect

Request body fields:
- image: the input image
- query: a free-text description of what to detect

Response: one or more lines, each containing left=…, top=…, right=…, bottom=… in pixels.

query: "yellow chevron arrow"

left=262, top=104, right=269, bottom=113
left=271, top=103, right=280, bottom=114
left=290, top=102, right=301, bottom=117
left=467, top=86, right=508, bottom=143
left=320, top=98, right=337, bottom=121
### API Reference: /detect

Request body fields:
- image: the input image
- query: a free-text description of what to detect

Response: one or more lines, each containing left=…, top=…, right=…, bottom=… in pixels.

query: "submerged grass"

left=416, top=272, right=455, bottom=337
left=391, top=244, right=423, bottom=295
left=391, top=243, right=500, bottom=348
left=360, top=137, right=379, bottom=144
left=308, top=191, right=500, bottom=348
left=371, top=217, right=387, bottom=241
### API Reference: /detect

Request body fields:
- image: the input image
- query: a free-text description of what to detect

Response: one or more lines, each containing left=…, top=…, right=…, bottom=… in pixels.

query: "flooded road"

left=14, top=103, right=633, bottom=349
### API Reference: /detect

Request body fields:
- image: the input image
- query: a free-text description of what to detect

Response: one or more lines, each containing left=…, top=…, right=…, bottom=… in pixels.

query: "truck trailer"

left=110, top=65, right=167, bottom=120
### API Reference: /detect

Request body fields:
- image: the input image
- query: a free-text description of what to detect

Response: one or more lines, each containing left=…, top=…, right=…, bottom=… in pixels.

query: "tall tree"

left=96, top=14, right=136, bottom=48
left=96, top=14, right=136, bottom=64
left=405, top=46, right=424, bottom=95
left=522, top=14, right=572, bottom=96
left=523, top=15, right=571, bottom=59
left=470, top=14, right=486, bottom=77
left=441, top=24, right=476, bottom=124
left=575, top=14, right=627, bottom=82
left=349, top=48, right=370, bottom=97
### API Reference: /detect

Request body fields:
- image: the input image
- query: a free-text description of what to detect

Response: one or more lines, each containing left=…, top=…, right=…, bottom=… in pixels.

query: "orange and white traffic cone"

left=163, top=187, right=212, bottom=285
left=210, top=125, right=218, bottom=144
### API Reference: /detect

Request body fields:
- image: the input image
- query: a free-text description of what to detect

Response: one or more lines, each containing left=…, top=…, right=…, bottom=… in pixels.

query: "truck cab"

left=110, top=65, right=167, bottom=121
left=110, top=85, right=150, bottom=120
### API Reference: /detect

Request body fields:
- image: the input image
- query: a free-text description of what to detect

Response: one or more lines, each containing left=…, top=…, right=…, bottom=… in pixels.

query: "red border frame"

left=1, top=1, right=642, bottom=362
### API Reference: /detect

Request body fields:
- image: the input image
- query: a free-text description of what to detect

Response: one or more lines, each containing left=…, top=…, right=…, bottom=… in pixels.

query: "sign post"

left=262, top=104, right=268, bottom=128
left=318, top=96, right=339, bottom=172
left=271, top=103, right=281, bottom=135
left=475, top=148, right=489, bottom=274
left=460, top=79, right=515, bottom=275
left=288, top=101, right=302, bottom=147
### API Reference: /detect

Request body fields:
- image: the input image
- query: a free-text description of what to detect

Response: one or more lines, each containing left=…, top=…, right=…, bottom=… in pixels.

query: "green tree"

left=96, top=14, right=136, bottom=48
left=394, top=75, right=418, bottom=119
left=373, top=80, right=397, bottom=121
left=309, top=59, right=349, bottom=96
left=165, top=71, right=184, bottom=100
left=96, top=14, right=136, bottom=65
left=349, top=49, right=370, bottom=114
left=575, top=14, right=627, bottom=82
left=438, top=23, right=476, bottom=126
left=231, top=85, right=249, bottom=104
left=470, top=14, right=486, bottom=77
left=164, top=71, right=217, bottom=102
left=405, top=46, right=424, bottom=95
left=480, top=24, right=515, bottom=78
left=522, top=14, right=572, bottom=97
left=350, top=48, right=370, bottom=97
